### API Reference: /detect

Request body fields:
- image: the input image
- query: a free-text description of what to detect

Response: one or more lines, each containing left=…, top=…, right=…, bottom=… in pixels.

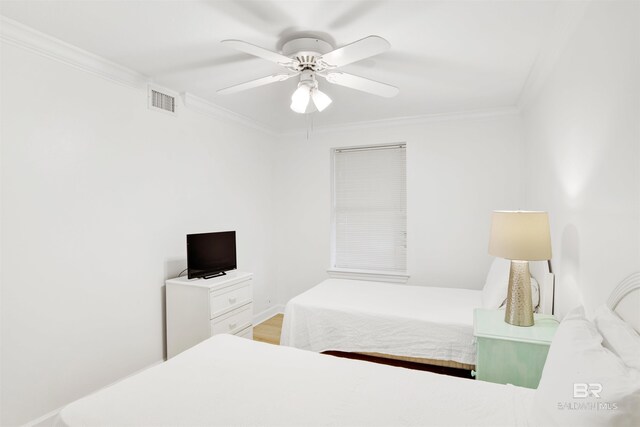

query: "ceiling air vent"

left=148, top=85, right=177, bottom=115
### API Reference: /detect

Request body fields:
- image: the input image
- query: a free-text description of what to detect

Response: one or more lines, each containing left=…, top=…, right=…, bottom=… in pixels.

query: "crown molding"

left=280, top=106, right=521, bottom=136
left=1, top=15, right=522, bottom=138
left=182, top=93, right=278, bottom=136
left=0, top=15, right=280, bottom=135
left=517, top=1, right=588, bottom=111
left=0, top=16, right=149, bottom=89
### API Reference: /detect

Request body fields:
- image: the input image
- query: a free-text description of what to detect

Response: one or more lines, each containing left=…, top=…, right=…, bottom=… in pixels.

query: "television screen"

left=187, top=231, right=237, bottom=279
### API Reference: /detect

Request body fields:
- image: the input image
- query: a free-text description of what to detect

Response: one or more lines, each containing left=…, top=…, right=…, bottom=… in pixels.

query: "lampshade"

left=311, top=89, right=332, bottom=112
left=290, top=86, right=311, bottom=113
left=488, top=211, right=552, bottom=261
left=291, top=81, right=332, bottom=114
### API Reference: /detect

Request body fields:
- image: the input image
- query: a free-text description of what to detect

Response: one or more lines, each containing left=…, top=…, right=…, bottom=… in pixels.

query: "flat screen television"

left=187, top=231, right=237, bottom=279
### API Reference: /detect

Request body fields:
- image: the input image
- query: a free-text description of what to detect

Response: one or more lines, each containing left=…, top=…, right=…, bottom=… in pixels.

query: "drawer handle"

left=228, top=297, right=237, bottom=304
left=229, top=322, right=237, bottom=330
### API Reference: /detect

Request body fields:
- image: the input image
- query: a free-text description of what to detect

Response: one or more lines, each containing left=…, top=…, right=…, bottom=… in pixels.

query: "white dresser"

left=166, top=271, right=253, bottom=358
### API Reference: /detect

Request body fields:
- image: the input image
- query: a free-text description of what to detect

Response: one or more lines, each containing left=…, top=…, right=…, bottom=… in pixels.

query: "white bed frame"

left=529, top=260, right=555, bottom=315
left=607, top=271, right=640, bottom=310
left=529, top=262, right=640, bottom=329
left=607, top=271, right=640, bottom=332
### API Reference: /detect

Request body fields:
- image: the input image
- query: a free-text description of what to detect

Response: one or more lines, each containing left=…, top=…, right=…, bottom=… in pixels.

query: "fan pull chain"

left=306, top=114, right=314, bottom=141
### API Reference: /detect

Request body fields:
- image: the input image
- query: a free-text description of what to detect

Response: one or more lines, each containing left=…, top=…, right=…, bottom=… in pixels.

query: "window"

left=331, top=144, right=407, bottom=277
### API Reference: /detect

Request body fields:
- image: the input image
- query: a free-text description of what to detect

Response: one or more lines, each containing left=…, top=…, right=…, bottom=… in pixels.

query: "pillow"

left=481, top=257, right=511, bottom=308
left=594, top=305, right=640, bottom=370
left=533, top=306, right=640, bottom=427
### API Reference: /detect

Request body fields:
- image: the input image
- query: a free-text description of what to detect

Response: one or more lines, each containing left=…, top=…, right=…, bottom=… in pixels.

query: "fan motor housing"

left=282, top=37, right=333, bottom=71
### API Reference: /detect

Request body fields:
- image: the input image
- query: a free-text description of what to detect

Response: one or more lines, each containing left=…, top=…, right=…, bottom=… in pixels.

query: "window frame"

left=328, top=142, right=409, bottom=284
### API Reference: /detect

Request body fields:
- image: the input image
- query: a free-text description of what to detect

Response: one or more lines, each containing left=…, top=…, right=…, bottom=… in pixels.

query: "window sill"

left=327, top=268, right=410, bottom=284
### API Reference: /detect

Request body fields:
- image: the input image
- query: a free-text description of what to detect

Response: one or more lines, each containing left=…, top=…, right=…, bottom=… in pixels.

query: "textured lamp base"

left=505, top=260, right=534, bottom=327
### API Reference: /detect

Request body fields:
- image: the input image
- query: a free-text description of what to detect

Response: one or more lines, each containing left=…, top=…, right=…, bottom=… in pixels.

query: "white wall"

left=521, top=0, right=640, bottom=327
left=0, top=42, right=277, bottom=425
left=5, top=3, right=638, bottom=424
left=274, top=113, right=525, bottom=303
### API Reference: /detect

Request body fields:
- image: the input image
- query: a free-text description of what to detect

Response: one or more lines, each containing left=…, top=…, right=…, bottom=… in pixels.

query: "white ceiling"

left=0, top=0, right=561, bottom=132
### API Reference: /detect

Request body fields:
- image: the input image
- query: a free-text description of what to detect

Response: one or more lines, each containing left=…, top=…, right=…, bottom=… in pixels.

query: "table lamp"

left=489, top=211, right=552, bottom=327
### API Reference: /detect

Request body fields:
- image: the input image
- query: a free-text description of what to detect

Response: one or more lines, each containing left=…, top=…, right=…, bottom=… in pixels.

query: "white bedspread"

left=57, top=335, right=534, bottom=427
left=281, top=278, right=482, bottom=365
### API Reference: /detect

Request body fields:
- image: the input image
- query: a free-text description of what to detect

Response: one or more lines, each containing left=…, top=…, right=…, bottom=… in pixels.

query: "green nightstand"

left=473, top=308, right=559, bottom=389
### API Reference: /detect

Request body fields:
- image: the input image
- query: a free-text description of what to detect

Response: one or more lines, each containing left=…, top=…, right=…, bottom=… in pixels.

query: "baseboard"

left=23, top=359, right=163, bottom=427
left=253, top=304, right=285, bottom=325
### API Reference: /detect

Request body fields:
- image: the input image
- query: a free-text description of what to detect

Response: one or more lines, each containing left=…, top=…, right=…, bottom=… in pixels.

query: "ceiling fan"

left=217, top=36, right=399, bottom=114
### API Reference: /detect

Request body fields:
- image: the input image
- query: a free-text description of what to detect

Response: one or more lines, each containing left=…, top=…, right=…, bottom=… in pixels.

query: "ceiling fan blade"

left=319, top=35, right=390, bottom=68
left=209, top=1, right=294, bottom=34
left=328, top=1, right=385, bottom=30
left=221, top=40, right=297, bottom=68
left=321, top=72, right=399, bottom=98
left=218, top=73, right=298, bottom=95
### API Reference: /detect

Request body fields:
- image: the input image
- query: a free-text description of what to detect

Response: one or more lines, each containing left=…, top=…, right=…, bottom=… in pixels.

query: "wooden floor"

left=253, top=313, right=284, bottom=345
left=253, top=314, right=472, bottom=379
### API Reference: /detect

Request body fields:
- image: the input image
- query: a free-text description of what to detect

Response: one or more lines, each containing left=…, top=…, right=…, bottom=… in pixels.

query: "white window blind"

left=332, top=144, right=407, bottom=272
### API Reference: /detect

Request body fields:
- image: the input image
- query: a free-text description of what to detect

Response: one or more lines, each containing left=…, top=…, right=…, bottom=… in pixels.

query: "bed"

left=280, top=259, right=555, bottom=368
left=55, top=272, right=640, bottom=427
left=57, top=334, right=534, bottom=427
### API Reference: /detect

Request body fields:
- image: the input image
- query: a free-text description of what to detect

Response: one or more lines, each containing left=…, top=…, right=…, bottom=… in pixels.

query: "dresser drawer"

left=211, top=303, right=252, bottom=335
left=166, top=271, right=253, bottom=359
left=209, top=280, right=252, bottom=319
left=235, top=325, right=253, bottom=340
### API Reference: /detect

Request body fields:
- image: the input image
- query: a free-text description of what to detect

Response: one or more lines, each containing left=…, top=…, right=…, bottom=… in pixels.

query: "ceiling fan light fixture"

left=219, top=36, right=399, bottom=113
left=311, top=88, right=332, bottom=112
left=290, top=85, right=311, bottom=114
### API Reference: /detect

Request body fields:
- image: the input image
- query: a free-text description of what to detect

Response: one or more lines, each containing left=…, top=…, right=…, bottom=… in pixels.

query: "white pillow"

left=594, top=305, right=640, bottom=370
left=481, top=257, right=511, bottom=308
left=533, top=306, right=640, bottom=427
